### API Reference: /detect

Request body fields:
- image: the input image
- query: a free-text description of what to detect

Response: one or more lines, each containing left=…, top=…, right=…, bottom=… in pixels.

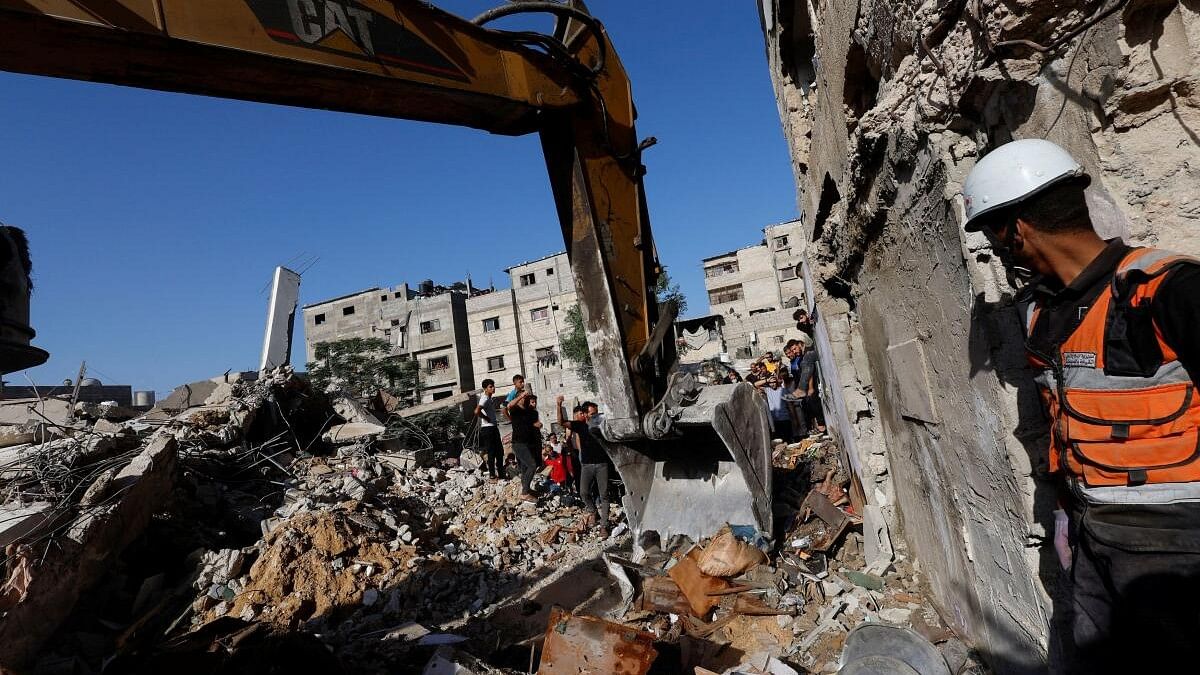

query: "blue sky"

left=1, top=1, right=798, bottom=396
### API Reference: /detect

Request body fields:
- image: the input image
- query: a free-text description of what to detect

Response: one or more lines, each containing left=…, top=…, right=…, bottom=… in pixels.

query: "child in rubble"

left=541, top=443, right=576, bottom=495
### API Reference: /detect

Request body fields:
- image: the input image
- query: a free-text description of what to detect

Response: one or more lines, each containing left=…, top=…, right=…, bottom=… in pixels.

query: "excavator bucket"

left=598, top=379, right=773, bottom=545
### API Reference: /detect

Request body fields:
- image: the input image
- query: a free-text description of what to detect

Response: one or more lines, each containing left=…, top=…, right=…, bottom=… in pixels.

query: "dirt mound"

left=225, top=508, right=411, bottom=628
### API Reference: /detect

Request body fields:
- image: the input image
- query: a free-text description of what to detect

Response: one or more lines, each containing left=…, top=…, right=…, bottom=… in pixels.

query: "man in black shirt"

left=559, top=396, right=610, bottom=534
left=506, top=390, right=542, bottom=503
left=963, top=138, right=1200, bottom=673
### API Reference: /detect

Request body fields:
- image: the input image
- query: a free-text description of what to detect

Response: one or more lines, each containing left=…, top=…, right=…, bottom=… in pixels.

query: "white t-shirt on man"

left=478, top=393, right=498, bottom=427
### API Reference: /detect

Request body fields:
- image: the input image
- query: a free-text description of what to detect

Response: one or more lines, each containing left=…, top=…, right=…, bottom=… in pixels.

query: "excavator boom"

left=0, top=0, right=772, bottom=542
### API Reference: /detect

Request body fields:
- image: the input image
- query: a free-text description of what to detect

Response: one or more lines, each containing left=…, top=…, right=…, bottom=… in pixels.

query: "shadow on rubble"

left=968, top=292, right=1074, bottom=673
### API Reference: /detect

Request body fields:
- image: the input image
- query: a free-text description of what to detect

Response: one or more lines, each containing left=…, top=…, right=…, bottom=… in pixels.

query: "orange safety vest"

left=1026, top=247, right=1200, bottom=487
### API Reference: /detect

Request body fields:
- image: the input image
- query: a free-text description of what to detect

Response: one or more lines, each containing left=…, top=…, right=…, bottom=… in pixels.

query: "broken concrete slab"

left=863, top=505, right=894, bottom=572
left=395, top=390, right=478, bottom=420
left=0, top=427, right=37, bottom=448
left=0, top=501, right=58, bottom=548
left=323, top=422, right=386, bottom=444
left=155, top=372, right=258, bottom=413
left=0, top=435, right=178, bottom=667
left=0, top=397, right=72, bottom=427
left=331, top=393, right=383, bottom=426
left=537, top=607, right=657, bottom=675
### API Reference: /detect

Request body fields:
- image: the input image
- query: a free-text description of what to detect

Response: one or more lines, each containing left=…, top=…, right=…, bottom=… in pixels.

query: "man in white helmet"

left=963, top=139, right=1200, bottom=673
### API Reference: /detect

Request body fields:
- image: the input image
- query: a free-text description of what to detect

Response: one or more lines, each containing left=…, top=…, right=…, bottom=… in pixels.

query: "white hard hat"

left=962, top=139, right=1090, bottom=232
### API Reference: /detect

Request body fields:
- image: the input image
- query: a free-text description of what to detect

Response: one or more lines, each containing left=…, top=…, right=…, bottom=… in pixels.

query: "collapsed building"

left=0, top=364, right=984, bottom=674
left=758, top=0, right=1199, bottom=671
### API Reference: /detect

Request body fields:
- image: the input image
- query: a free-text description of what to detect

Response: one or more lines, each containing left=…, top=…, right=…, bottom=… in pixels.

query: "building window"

left=775, top=235, right=789, bottom=249
left=704, top=261, right=739, bottom=278
left=707, top=284, right=743, bottom=305
left=427, top=355, right=450, bottom=373
left=487, top=355, right=505, bottom=372
left=391, top=319, right=400, bottom=326
left=394, top=291, right=402, bottom=299
left=536, top=347, right=559, bottom=368
left=381, top=294, right=388, bottom=301
left=314, top=313, right=326, bottom=325
left=342, top=306, right=355, bottom=316
left=420, top=319, right=441, bottom=334
left=432, top=391, right=453, bottom=401
left=546, top=268, right=554, bottom=276
left=778, top=266, right=798, bottom=281
left=530, top=306, right=550, bottom=321
left=774, top=335, right=786, bottom=343
left=520, top=273, right=536, bottom=287
left=749, top=307, right=776, bottom=316
left=482, top=317, right=501, bottom=332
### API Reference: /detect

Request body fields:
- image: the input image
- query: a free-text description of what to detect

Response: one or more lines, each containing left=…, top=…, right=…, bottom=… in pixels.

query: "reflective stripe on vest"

left=1026, top=247, right=1200, bottom=487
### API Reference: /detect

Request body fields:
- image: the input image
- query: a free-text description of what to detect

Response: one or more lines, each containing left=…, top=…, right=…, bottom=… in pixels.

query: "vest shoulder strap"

left=1115, top=248, right=1200, bottom=283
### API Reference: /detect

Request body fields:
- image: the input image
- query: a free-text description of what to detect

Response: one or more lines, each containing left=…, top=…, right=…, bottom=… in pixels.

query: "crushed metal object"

left=537, top=607, right=657, bottom=675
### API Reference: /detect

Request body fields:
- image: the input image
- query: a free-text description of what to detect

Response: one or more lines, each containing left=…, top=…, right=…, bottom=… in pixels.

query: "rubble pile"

left=570, top=434, right=988, bottom=675
left=1, top=368, right=987, bottom=674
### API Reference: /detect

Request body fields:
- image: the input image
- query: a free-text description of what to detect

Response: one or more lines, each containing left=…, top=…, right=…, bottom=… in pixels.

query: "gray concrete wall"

left=760, top=0, right=1200, bottom=671
left=704, top=221, right=807, bottom=358
left=302, top=283, right=474, bottom=402
left=505, top=253, right=597, bottom=421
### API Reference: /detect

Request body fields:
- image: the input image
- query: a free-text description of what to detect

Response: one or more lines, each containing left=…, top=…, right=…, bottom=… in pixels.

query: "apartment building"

left=301, top=281, right=475, bottom=402
left=466, top=252, right=596, bottom=422
left=303, top=253, right=597, bottom=413
left=702, top=219, right=806, bottom=357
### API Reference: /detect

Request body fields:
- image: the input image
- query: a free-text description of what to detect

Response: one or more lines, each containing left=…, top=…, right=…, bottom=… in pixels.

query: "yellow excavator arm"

left=0, top=0, right=673, bottom=427
left=0, top=0, right=771, bottom=543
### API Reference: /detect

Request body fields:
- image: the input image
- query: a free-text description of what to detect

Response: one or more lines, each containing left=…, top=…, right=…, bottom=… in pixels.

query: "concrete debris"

left=0, top=366, right=980, bottom=674
left=322, top=421, right=387, bottom=444
left=0, top=435, right=178, bottom=667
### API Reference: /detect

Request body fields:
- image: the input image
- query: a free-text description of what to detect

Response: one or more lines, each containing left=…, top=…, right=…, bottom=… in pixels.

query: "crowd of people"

left=468, top=311, right=825, bottom=532
left=744, top=309, right=826, bottom=443
left=471, top=373, right=613, bottom=537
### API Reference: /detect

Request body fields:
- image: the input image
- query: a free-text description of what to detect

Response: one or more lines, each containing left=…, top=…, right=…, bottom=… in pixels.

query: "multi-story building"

left=702, top=219, right=806, bottom=358
left=303, top=253, right=597, bottom=415
left=301, top=281, right=475, bottom=402
left=466, top=252, right=596, bottom=423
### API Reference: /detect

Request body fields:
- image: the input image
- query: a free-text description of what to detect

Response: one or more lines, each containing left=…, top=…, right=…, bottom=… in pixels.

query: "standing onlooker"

left=762, top=376, right=793, bottom=441
left=793, top=308, right=814, bottom=337
left=565, top=402, right=611, bottom=535
left=795, top=334, right=826, bottom=435
left=555, top=396, right=583, bottom=493
left=474, top=379, right=504, bottom=480
left=507, top=390, right=542, bottom=502
left=505, top=374, right=526, bottom=404
left=783, top=339, right=808, bottom=438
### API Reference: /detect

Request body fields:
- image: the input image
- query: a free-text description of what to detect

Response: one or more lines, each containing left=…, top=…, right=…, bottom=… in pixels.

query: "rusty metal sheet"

left=637, top=576, right=691, bottom=615
left=538, top=607, right=657, bottom=675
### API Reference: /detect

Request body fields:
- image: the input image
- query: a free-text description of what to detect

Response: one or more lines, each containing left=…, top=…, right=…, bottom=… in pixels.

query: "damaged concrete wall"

left=760, top=0, right=1200, bottom=671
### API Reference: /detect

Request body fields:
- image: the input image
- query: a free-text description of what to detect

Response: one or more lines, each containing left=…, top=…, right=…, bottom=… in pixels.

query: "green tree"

left=655, top=266, right=688, bottom=317
left=558, top=267, right=688, bottom=392
left=306, top=337, right=420, bottom=400
left=559, top=304, right=597, bottom=393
